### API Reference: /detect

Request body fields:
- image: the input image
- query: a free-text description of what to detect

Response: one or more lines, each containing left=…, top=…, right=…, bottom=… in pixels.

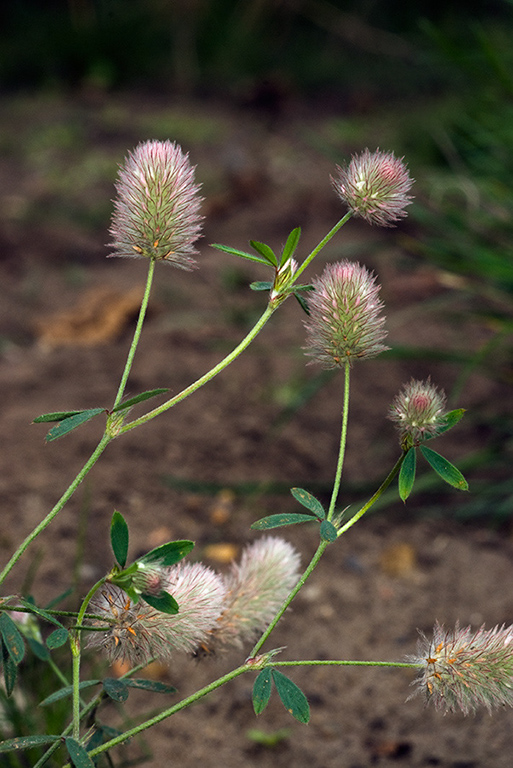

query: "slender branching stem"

left=294, top=212, right=352, bottom=282
left=337, top=452, right=406, bottom=536
left=113, top=257, right=156, bottom=408
left=327, top=361, right=350, bottom=521
left=0, top=433, right=111, bottom=587
left=118, top=303, right=277, bottom=433
left=83, top=664, right=252, bottom=762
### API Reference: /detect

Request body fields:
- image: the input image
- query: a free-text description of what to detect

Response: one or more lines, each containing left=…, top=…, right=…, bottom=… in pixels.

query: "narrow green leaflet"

left=46, top=627, right=69, bottom=649
left=293, top=291, right=310, bottom=314
left=420, top=445, right=469, bottom=490
left=271, top=669, right=310, bottom=724
left=253, top=668, right=273, bottom=715
left=249, top=240, right=278, bottom=266
left=250, top=281, right=273, bottom=292
left=320, top=520, right=338, bottom=542
left=251, top=513, right=319, bottom=530
left=280, top=227, right=301, bottom=264
left=142, top=591, right=179, bottom=614
left=399, top=447, right=416, bottom=502
left=111, top=388, right=169, bottom=413
left=45, top=408, right=105, bottom=442
left=210, top=243, right=271, bottom=266
left=124, top=678, right=177, bottom=694
left=140, top=540, right=194, bottom=567
left=40, top=680, right=100, bottom=706
left=0, top=612, right=25, bottom=665
left=103, top=677, right=129, bottom=702
left=65, top=737, right=95, bottom=768
left=18, top=597, right=65, bottom=628
left=110, top=510, right=129, bottom=567
left=1, top=639, right=17, bottom=696
left=433, top=408, right=466, bottom=437
left=0, top=735, right=61, bottom=753
left=290, top=487, right=325, bottom=519
left=33, top=410, right=86, bottom=423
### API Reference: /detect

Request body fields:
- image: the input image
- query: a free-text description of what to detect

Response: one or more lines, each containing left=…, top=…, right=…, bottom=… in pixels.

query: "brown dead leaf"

left=34, top=286, right=144, bottom=347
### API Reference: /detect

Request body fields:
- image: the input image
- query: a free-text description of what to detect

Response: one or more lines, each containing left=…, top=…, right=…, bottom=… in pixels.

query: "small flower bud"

left=408, top=622, right=513, bottom=714
left=109, top=140, right=203, bottom=269
left=131, top=561, right=169, bottom=596
left=211, top=536, right=301, bottom=649
left=332, top=149, right=413, bottom=227
left=303, top=260, right=388, bottom=367
left=87, top=563, right=226, bottom=665
left=270, top=258, right=298, bottom=303
left=389, top=378, right=446, bottom=446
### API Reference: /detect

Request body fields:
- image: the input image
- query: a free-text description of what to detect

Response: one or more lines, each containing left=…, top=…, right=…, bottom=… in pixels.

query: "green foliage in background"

left=0, top=0, right=510, bottom=97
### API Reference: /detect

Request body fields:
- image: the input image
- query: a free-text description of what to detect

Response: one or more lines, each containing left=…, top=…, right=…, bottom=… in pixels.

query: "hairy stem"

left=0, top=433, right=111, bottom=587
left=327, top=361, right=350, bottom=521
left=119, top=303, right=277, bottom=433
left=113, top=257, right=156, bottom=408
left=337, top=452, right=406, bottom=537
left=294, top=212, right=352, bottom=282
left=84, top=663, right=251, bottom=762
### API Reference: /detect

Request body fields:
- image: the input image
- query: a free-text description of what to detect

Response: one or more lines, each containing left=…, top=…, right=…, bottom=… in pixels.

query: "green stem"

left=118, top=302, right=277, bottom=434
left=70, top=578, right=107, bottom=739
left=294, top=212, right=352, bottom=282
left=249, top=540, right=328, bottom=658
left=250, top=364, right=351, bottom=657
left=327, top=361, right=350, bottom=521
left=337, top=452, right=406, bottom=537
left=84, top=663, right=251, bottom=762
left=113, top=257, right=156, bottom=409
left=271, top=659, right=420, bottom=669
left=34, top=660, right=153, bottom=768
left=0, top=433, right=111, bottom=587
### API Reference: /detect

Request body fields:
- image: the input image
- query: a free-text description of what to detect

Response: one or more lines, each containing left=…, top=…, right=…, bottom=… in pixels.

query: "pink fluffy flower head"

left=86, top=537, right=301, bottom=664
left=208, top=537, right=301, bottom=650
left=109, top=140, right=203, bottom=269
left=408, top=622, right=513, bottom=714
left=304, top=260, right=388, bottom=367
left=86, top=562, right=226, bottom=665
left=332, top=149, right=413, bottom=227
left=389, top=378, right=447, bottom=446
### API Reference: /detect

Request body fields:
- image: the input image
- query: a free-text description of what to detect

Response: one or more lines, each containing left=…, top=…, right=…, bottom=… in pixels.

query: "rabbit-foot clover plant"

left=0, top=142, right=510, bottom=767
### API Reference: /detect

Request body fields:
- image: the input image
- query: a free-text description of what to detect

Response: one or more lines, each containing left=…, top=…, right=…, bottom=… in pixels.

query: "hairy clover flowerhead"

left=109, top=140, right=203, bottom=269
left=304, top=260, right=388, bottom=367
left=408, top=622, right=513, bottom=714
left=87, top=562, right=226, bottom=665
left=87, top=537, right=301, bottom=663
left=389, top=378, right=447, bottom=446
left=211, top=536, right=301, bottom=650
left=332, top=149, right=413, bottom=227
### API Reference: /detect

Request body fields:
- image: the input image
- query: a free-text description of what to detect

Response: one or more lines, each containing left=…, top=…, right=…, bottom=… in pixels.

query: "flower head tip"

left=109, top=139, right=203, bottom=269
left=408, top=621, right=513, bottom=714
left=303, top=260, right=388, bottom=368
left=389, top=378, right=447, bottom=446
left=332, top=149, right=413, bottom=227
